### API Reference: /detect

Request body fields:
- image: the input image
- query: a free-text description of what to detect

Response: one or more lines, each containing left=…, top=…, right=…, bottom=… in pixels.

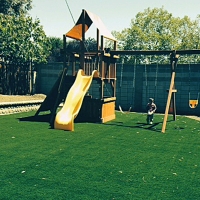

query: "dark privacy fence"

left=36, top=62, right=200, bottom=116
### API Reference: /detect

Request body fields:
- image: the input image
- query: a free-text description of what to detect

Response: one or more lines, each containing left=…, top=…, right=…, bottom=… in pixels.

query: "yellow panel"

left=102, top=101, right=115, bottom=123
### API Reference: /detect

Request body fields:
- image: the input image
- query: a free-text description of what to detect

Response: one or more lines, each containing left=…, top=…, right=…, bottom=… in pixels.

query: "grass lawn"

left=0, top=111, right=199, bottom=200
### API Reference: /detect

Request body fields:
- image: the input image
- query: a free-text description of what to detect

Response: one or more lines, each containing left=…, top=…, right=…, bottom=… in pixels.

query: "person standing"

left=146, top=98, right=157, bottom=124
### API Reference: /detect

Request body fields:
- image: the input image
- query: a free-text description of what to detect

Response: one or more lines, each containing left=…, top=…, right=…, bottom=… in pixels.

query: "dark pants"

left=146, top=114, right=154, bottom=124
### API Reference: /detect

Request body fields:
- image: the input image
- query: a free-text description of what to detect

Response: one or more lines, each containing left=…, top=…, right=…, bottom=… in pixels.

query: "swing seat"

left=189, top=100, right=198, bottom=108
left=119, top=105, right=132, bottom=114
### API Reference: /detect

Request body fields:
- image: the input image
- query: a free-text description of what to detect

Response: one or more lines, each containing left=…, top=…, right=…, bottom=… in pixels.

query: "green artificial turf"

left=0, top=111, right=199, bottom=200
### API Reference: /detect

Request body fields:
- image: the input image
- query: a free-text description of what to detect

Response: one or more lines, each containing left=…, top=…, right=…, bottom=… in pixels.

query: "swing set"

left=109, top=49, right=200, bottom=133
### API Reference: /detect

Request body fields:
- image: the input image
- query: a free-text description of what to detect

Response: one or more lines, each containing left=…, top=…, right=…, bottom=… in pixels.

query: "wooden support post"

left=100, top=35, right=104, bottom=51
left=101, top=80, right=104, bottom=99
left=72, top=55, right=76, bottom=76
left=63, top=34, right=67, bottom=69
left=95, top=29, right=100, bottom=71
left=100, top=35, right=104, bottom=98
left=114, top=40, right=117, bottom=51
left=162, top=51, right=179, bottom=133
left=80, top=9, right=85, bottom=70
left=170, top=51, right=178, bottom=121
left=96, top=29, right=99, bottom=52
left=161, top=72, right=176, bottom=133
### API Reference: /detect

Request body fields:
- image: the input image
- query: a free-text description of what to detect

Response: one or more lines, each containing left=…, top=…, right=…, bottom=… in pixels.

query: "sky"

left=29, top=0, right=200, bottom=39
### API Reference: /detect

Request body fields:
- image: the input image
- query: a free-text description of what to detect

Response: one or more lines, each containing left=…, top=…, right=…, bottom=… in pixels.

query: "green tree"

left=0, top=0, right=51, bottom=95
left=120, top=7, right=176, bottom=51
left=46, top=37, right=98, bottom=63
left=66, top=37, right=97, bottom=52
left=113, top=7, right=200, bottom=63
left=0, top=13, right=51, bottom=63
left=47, top=37, right=63, bottom=62
left=0, top=0, right=32, bottom=16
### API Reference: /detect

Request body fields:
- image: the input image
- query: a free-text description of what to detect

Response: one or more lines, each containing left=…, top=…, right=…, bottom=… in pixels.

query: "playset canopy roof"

left=66, top=10, right=116, bottom=41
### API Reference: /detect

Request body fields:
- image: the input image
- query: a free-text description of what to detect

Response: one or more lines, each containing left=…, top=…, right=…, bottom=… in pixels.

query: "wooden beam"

left=110, top=49, right=200, bottom=56
left=161, top=72, right=176, bottom=133
left=111, top=50, right=172, bottom=55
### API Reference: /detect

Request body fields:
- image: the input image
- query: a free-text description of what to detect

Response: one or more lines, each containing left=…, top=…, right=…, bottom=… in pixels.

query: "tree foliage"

left=0, top=14, right=51, bottom=63
left=113, top=7, right=200, bottom=63
left=47, top=37, right=63, bottom=62
left=66, top=37, right=97, bottom=52
left=0, top=0, right=32, bottom=16
left=0, top=13, right=51, bottom=95
left=46, top=37, right=98, bottom=62
left=0, top=0, right=51, bottom=64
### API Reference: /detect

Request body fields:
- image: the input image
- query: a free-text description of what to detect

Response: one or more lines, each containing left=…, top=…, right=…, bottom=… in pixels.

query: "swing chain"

left=188, top=59, right=199, bottom=108
left=120, top=57, right=124, bottom=88
left=154, top=62, right=158, bottom=100
left=133, top=57, right=136, bottom=88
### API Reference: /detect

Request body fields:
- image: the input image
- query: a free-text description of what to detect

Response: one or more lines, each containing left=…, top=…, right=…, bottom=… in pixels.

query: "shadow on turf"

left=18, top=113, right=51, bottom=123
left=103, top=120, right=175, bottom=133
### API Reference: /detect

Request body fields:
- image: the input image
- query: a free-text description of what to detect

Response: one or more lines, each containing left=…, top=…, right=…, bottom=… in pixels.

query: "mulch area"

left=0, top=94, right=46, bottom=115
left=0, top=94, right=46, bottom=103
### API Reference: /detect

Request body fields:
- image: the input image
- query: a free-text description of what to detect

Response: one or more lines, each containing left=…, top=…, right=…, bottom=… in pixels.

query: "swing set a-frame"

left=35, top=9, right=200, bottom=133
left=110, top=49, right=200, bottom=133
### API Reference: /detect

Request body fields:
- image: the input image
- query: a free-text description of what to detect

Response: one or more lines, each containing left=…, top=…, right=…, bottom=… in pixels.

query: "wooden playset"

left=35, top=9, right=118, bottom=127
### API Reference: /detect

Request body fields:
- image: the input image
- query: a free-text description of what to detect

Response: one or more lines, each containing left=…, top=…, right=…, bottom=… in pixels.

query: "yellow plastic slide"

left=54, top=69, right=98, bottom=131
